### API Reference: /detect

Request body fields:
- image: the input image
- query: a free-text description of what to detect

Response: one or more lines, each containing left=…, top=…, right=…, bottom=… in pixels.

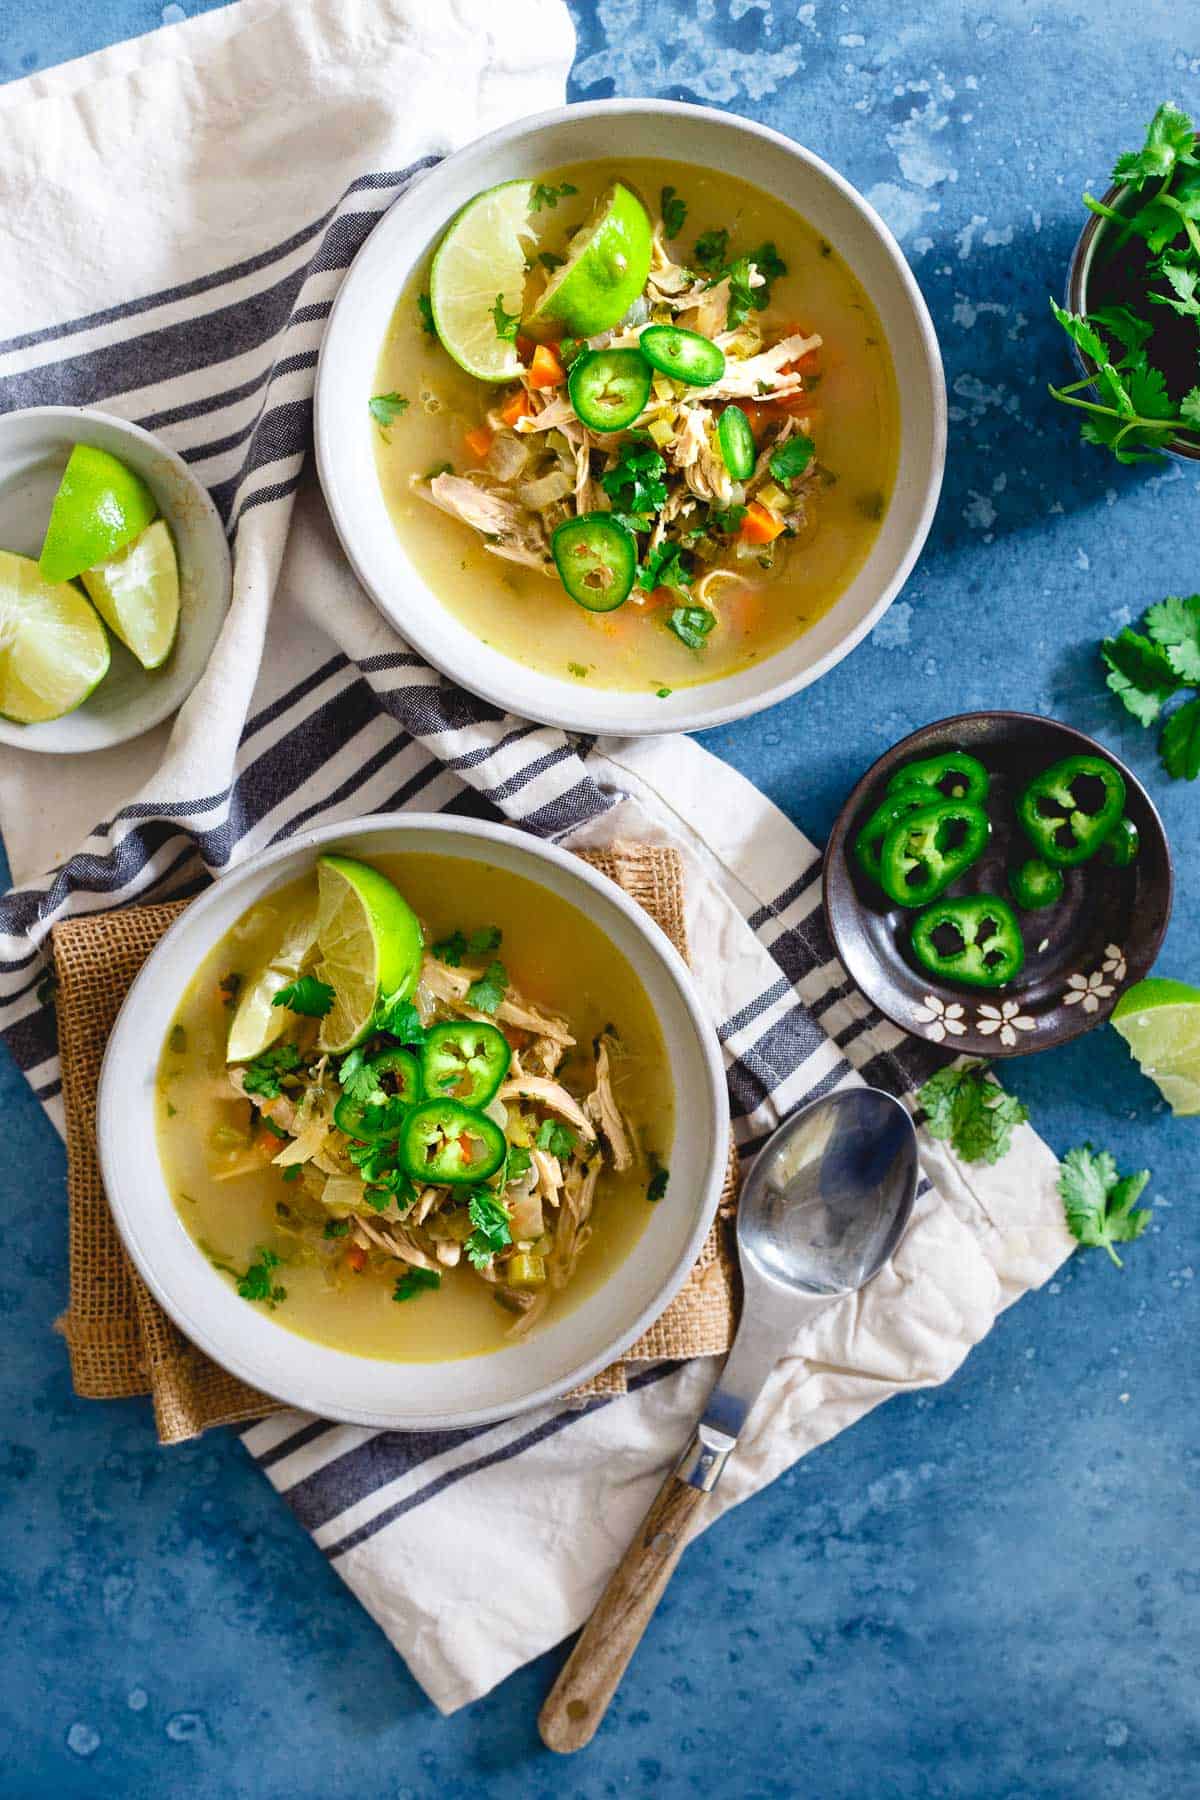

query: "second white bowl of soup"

left=316, top=101, right=945, bottom=734
left=98, top=816, right=727, bottom=1428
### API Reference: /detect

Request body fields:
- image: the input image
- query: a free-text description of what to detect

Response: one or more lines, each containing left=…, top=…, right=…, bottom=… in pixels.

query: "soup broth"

left=157, top=854, right=674, bottom=1362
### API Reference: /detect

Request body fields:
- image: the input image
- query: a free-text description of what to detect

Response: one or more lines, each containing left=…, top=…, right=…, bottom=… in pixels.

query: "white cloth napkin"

left=0, top=0, right=1074, bottom=1713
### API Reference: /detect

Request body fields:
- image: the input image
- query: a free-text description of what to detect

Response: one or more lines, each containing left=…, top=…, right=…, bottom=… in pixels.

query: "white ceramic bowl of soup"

left=315, top=100, right=946, bottom=735
left=97, top=814, right=728, bottom=1430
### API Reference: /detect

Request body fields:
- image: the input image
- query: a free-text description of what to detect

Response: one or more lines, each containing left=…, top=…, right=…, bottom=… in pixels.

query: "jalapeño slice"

left=551, top=513, right=637, bottom=612
left=567, top=348, right=652, bottom=432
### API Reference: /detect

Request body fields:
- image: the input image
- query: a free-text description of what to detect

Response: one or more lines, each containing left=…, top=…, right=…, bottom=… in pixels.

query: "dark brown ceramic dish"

left=824, top=712, right=1174, bottom=1058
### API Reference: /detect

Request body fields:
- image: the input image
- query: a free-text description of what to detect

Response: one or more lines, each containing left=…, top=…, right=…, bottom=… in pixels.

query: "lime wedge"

left=529, top=182, right=653, bottom=338
left=226, top=905, right=320, bottom=1063
left=0, top=550, right=110, bottom=724
left=81, top=519, right=179, bottom=670
left=1111, top=977, right=1200, bottom=1116
left=39, top=444, right=159, bottom=584
left=315, top=855, right=424, bottom=1053
left=429, top=179, right=536, bottom=382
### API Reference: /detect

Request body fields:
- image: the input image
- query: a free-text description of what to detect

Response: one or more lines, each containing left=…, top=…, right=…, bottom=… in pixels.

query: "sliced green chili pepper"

left=1101, top=815, right=1140, bottom=868
left=717, top=405, right=756, bottom=479
left=887, top=751, right=990, bottom=807
left=638, top=324, right=726, bottom=387
left=1016, top=754, right=1126, bottom=867
left=551, top=513, right=636, bottom=612
left=853, top=789, right=932, bottom=886
left=567, top=348, right=652, bottom=432
left=878, top=800, right=990, bottom=907
left=333, top=1047, right=422, bottom=1142
left=910, top=896, right=1025, bottom=989
left=421, top=1021, right=511, bottom=1109
left=398, top=1099, right=506, bottom=1185
left=1009, top=857, right=1065, bottom=911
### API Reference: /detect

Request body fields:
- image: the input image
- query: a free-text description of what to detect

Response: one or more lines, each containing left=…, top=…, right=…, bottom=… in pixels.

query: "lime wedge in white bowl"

left=429, top=179, right=536, bottom=381
left=81, top=518, right=180, bottom=670
left=225, top=905, right=321, bottom=1064
left=0, top=550, right=110, bottom=724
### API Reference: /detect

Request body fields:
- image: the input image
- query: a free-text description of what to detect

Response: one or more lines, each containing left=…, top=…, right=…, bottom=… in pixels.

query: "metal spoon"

left=539, top=1085, right=919, bottom=1753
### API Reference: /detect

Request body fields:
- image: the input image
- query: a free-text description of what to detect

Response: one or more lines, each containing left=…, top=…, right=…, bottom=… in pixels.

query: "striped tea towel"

left=0, top=0, right=1074, bottom=1711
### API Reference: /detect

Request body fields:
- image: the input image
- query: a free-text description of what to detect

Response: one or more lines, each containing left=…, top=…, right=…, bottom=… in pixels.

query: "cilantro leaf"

left=242, top=1042, right=303, bottom=1099
left=466, top=959, right=508, bottom=1014
left=368, top=392, right=409, bottom=434
left=1145, top=593, right=1200, bottom=682
left=1059, top=1145, right=1152, bottom=1267
left=505, top=1145, right=533, bottom=1183
left=536, top=1119, right=576, bottom=1160
left=693, top=228, right=730, bottom=273
left=638, top=540, right=693, bottom=600
left=917, top=1061, right=1028, bottom=1165
left=490, top=294, right=521, bottom=343
left=1149, top=259, right=1200, bottom=317
left=465, top=1189, right=512, bottom=1269
left=1049, top=300, right=1108, bottom=366
left=1161, top=695, right=1200, bottom=780
left=531, top=181, right=578, bottom=212
left=1087, top=303, right=1154, bottom=354
left=1100, top=628, right=1181, bottom=726
left=417, top=292, right=436, bottom=338
left=374, top=992, right=426, bottom=1044
left=768, top=434, right=815, bottom=487
left=666, top=605, right=716, bottom=651
left=393, top=1267, right=442, bottom=1302
left=647, top=1160, right=669, bottom=1203
left=1111, top=102, right=1197, bottom=186
left=1181, top=388, right=1200, bottom=427
left=724, top=256, right=758, bottom=330
left=235, top=1247, right=287, bottom=1307
left=601, top=440, right=669, bottom=516
left=661, top=185, right=687, bottom=239
left=709, top=503, right=748, bottom=535
left=323, top=1218, right=351, bottom=1238
left=434, top=926, right=502, bottom=967
left=271, top=975, right=334, bottom=1018
left=337, top=1046, right=378, bottom=1104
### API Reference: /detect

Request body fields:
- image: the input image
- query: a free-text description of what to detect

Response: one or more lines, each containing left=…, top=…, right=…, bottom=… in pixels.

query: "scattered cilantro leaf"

left=638, top=539, right=693, bottom=600
left=600, top=440, right=669, bottom=516
left=434, top=926, right=503, bottom=967
left=693, top=227, right=730, bottom=273
left=218, top=972, right=242, bottom=1008
left=417, top=292, right=436, bottom=338
left=655, top=686, right=672, bottom=698
left=537, top=250, right=566, bottom=272
left=394, top=1267, right=442, bottom=1302
left=567, top=661, right=589, bottom=678
left=260, top=1115, right=289, bottom=1141
left=536, top=1119, right=576, bottom=1159
left=423, top=461, right=454, bottom=481
left=647, top=1161, right=669, bottom=1203
left=235, top=1247, right=287, bottom=1308
left=1161, top=695, right=1200, bottom=779
left=242, top=1042, right=303, bottom=1099
left=337, top=1046, right=378, bottom=1103
left=323, top=1218, right=351, bottom=1238
left=709, top=503, right=748, bottom=535
left=506, top=1145, right=533, bottom=1183
left=1145, top=593, right=1200, bottom=682
left=661, top=186, right=687, bottom=238
left=1100, top=628, right=1181, bottom=726
left=917, top=1061, right=1029, bottom=1165
left=466, top=959, right=508, bottom=1014
left=666, top=605, right=716, bottom=651
left=465, top=1189, right=512, bottom=1269
left=768, top=434, right=815, bottom=487
left=271, top=975, right=334, bottom=1018
left=1059, top=1145, right=1152, bottom=1267
left=368, top=392, right=409, bottom=435
left=491, top=294, right=520, bottom=343
left=531, top=181, right=578, bottom=211
left=374, top=992, right=427, bottom=1043
left=281, top=1164, right=302, bottom=1183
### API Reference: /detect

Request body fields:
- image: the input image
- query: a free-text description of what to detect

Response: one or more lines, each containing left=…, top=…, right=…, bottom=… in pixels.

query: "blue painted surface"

left=1, top=1, right=1197, bottom=1793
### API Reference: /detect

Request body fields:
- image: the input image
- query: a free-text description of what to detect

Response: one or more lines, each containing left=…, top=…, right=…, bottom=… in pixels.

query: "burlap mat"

left=52, top=842, right=740, bottom=1444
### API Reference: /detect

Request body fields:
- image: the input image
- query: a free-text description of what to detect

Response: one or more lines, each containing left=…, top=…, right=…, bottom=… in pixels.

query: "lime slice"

left=0, top=550, right=110, bottom=724
left=429, top=179, right=536, bottom=382
left=226, top=905, right=320, bottom=1063
left=39, top=444, right=159, bottom=584
left=529, top=182, right=653, bottom=338
left=81, top=519, right=179, bottom=670
left=315, top=855, right=425, bottom=1053
left=1111, top=977, right=1200, bottom=1116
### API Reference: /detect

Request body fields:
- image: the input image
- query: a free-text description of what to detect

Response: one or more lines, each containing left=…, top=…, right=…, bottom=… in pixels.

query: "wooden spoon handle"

left=538, top=1467, right=709, bottom=1752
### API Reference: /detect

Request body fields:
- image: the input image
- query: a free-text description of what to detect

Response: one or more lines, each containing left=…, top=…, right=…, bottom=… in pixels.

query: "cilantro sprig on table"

left=1101, top=594, right=1200, bottom=780
left=1058, top=1147, right=1153, bottom=1267
left=1048, top=103, right=1200, bottom=461
left=917, top=1061, right=1030, bottom=1165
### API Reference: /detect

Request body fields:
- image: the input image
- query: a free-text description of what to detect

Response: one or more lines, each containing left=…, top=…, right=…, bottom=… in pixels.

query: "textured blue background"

left=1, top=3, right=1197, bottom=1795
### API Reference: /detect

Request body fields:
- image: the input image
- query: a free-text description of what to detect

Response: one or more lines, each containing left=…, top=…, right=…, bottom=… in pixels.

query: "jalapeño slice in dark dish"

left=886, top=750, right=990, bottom=807
left=717, top=405, right=756, bottom=480
left=910, top=895, right=1025, bottom=990
left=1016, top=754, right=1125, bottom=867
left=421, top=1021, right=511, bottom=1110
left=567, top=347, right=652, bottom=432
left=551, top=513, right=637, bottom=612
left=854, top=788, right=945, bottom=888
left=1102, top=815, right=1141, bottom=868
left=878, top=800, right=990, bottom=908
left=398, top=1099, right=506, bottom=1185
left=638, top=324, right=726, bottom=387
left=1008, top=857, right=1065, bottom=911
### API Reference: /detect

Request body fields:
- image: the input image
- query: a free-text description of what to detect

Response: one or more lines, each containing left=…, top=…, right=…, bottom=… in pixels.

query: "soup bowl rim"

left=314, top=97, right=947, bottom=735
left=97, top=812, right=729, bottom=1430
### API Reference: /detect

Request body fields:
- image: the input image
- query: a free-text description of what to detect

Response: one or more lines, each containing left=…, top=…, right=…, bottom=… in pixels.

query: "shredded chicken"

left=498, top=1074, right=595, bottom=1139
left=585, top=1033, right=634, bottom=1171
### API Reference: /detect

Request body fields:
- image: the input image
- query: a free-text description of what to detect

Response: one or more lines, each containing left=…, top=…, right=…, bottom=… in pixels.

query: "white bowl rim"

left=0, top=403, right=233, bottom=755
left=97, top=812, right=730, bottom=1430
left=315, top=96, right=947, bottom=737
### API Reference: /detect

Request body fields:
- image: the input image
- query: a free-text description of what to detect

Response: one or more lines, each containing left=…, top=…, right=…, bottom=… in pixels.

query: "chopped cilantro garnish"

left=1059, top=1145, right=1152, bottom=1267
left=423, top=461, right=454, bottom=481
left=601, top=440, right=669, bottom=516
left=466, top=959, right=509, bottom=1014
left=242, top=1042, right=303, bottom=1099
left=506, top=1145, right=533, bottom=1183
left=168, top=1024, right=187, bottom=1055
left=281, top=1165, right=302, bottom=1183
left=916, top=1061, right=1028, bottom=1165
left=709, top=503, right=748, bottom=535
left=638, top=540, right=692, bottom=600
left=465, top=1189, right=512, bottom=1269
left=434, top=926, right=503, bottom=967
left=394, top=1266, right=442, bottom=1301
left=567, top=661, right=589, bottom=678
left=235, top=1247, right=286, bottom=1308
left=337, top=1045, right=378, bottom=1103
left=531, top=181, right=578, bottom=211
left=374, top=991, right=427, bottom=1043
left=768, top=434, right=815, bottom=487
left=536, top=1119, right=576, bottom=1160
left=491, top=294, right=521, bottom=342
left=661, top=185, right=688, bottom=239
left=417, top=292, right=436, bottom=338
left=260, top=1115, right=289, bottom=1141
left=368, top=392, right=409, bottom=435
left=271, top=975, right=334, bottom=1018
left=647, top=1160, right=669, bottom=1203
left=323, top=1218, right=350, bottom=1238
left=666, top=605, right=716, bottom=651
left=655, top=686, right=672, bottom=698
left=218, top=972, right=242, bottom=1008
left=693, top=227, right=730, bottom=273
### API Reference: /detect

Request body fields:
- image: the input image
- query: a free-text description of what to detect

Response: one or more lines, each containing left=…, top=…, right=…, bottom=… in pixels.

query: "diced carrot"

left=463, top=424, right=494, bottom=460
left=739, top=501, right=784, bottom=546
left=528, top=343, right=565, bottom=389
left=345, top=1244, right=367, bottom=1274
left=499, top=388, right=533, bottom=428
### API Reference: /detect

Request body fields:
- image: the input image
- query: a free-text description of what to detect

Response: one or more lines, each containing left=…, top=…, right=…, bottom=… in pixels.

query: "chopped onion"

left=517, top=469, right=574, bottom=510
left=486, top=432, right=530, bottom=482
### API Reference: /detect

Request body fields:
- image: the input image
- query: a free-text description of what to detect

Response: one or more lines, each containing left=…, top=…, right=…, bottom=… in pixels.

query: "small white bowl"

left=97, top=814, right=729, bottom=1431
left=316, top=99, right=946, bottom=736
left=0, top=406, right=231, bottom=754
